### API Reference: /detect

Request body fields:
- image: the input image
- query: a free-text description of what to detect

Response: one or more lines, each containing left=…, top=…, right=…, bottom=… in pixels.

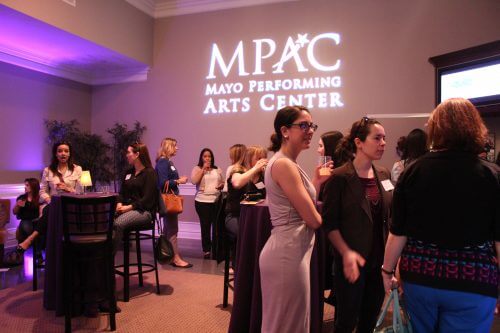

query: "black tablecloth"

left=43, top=193, right=116, bottom=316
left=228, top=202, right=324, bottom=333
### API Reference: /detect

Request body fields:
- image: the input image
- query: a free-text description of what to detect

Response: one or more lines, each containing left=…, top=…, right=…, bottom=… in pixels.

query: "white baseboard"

left=0, top=183, right=202, bottom=249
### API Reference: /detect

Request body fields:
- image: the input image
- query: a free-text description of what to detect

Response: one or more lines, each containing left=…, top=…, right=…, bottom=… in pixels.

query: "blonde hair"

left=243, top=145, right=268, bottom=170
left=229, top=144, right=246, bottom=165
left=157, top=137, right=177, bottom=161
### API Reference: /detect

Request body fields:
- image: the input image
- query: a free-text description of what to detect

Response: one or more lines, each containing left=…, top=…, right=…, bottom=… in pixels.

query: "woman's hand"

left=252, top=158, right=268, bottom=173
left=16, top=199, right=26, bottom=207
left=116, top=204, right=133, bottom=214
left=56, top=182, right=71, bottom=192
left=382, top=271, right=399, bottom=293
left=177, top=176, right=188, bottom=184
left=342, top=250, right=365, bottom=283
left=314, top=160, right=334, bottom=182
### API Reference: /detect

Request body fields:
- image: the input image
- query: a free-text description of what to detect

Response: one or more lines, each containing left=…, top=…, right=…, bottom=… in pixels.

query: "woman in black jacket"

left=114, top=142, right=158, bottom=250
left=322, top=117, right=393, bottom=333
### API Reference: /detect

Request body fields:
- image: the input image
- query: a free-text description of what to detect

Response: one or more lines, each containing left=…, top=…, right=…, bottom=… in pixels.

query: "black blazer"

left=321, top=161, right=392, bottom=260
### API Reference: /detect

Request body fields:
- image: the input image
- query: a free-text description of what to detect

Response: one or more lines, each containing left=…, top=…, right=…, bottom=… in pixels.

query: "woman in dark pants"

left=191, top=148, right=224, bottom=259
left=322, top=117, right=393, bottom=333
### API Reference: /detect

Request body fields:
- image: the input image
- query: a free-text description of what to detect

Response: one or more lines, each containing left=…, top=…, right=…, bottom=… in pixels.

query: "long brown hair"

left=49, top=141, right=75, bottom=180
left=427, top=98, right=487, bottom=154
left=25, top=178, right=40, bottom=208
left=130, top=142, right=153, bottom=169
left=229, top=144, right=246, bottom=165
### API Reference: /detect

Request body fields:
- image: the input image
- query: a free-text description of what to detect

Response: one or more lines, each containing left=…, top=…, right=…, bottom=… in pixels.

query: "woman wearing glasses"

left=322, top=117, right=392, bottom=333
left=259, top=105, right=323, bottom=333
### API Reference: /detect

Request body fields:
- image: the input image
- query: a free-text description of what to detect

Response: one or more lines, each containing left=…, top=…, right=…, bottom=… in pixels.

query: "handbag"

left=374, top=288, right=413, bottom=333
left=162, top=182, right=183, bottom=215
left=155, top=216, right=174, bottom=264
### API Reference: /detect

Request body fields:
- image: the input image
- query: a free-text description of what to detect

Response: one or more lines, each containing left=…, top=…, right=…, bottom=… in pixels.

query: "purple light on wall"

left=0, top=4, right=148, bottom=84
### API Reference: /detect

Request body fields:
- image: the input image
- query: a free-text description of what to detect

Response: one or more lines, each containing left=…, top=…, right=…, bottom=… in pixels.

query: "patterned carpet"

left=0, top=269, right=233, bottom=333
left=0, top=265, right=337, bottom=333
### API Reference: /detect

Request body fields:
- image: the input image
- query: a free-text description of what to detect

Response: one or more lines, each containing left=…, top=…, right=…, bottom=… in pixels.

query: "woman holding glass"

left=156, top=138, right=191, bottom=268
left=191, top=148, right=224, bottom=259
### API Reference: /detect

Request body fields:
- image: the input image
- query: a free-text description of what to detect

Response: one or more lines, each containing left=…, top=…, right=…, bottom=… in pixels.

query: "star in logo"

left=295, top=33, right=309, bottom=48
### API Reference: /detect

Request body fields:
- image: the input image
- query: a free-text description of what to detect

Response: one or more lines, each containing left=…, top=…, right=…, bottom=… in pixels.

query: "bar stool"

left=61, top=195, right=118, bottom=333
left=114, top=218, right=160, bottom=302
left=32, top=236, right=45, bottom=291
left=222, top=231, right=236, bottom=308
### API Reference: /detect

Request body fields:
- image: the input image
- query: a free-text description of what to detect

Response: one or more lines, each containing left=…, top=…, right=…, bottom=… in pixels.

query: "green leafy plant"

left=107, top=122, right=147, bottom=190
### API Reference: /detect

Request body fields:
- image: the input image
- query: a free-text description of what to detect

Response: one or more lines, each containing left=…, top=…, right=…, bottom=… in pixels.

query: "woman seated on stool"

left=114, top=142, right=158, bottom=251
left=17, top=141, right=82, bottom=253
left=12, top=178, right=44, bottom=262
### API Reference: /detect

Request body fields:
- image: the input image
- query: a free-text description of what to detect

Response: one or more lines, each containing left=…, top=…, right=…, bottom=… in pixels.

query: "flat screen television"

left=438, top=57, right=500, bottom=106
left=429, top=40, right=500, bottom=115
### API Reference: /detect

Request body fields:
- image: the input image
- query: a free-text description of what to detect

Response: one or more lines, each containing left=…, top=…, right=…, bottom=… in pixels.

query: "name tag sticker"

left=381, top=179, right=394, bottom=192
left=255, top=182, right=265, bottom=190
left=125, top=174, right=132, bottom=180
left=171, top=165, right=176, bottom=171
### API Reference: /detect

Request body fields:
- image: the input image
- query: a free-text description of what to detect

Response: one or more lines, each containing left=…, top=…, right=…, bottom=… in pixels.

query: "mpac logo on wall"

left=203, top=32, right=344, bottom=114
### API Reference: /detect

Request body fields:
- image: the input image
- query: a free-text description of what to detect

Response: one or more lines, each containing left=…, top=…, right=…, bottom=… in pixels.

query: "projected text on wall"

left=203, top=33, right=344, bottom=114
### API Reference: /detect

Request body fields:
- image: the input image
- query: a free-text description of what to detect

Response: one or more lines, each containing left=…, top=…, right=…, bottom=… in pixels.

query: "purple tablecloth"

left=228, top=202, right=324, bottom=333
left=43, top=193, right=116, bottom=316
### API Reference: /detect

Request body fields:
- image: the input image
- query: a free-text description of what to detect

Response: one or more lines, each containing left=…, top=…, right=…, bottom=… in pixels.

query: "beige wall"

left=0, top=61, right=92, bottom=183
left=91, top=0, right=500, bottom=177
left=1, top=0, right=153, bottom=64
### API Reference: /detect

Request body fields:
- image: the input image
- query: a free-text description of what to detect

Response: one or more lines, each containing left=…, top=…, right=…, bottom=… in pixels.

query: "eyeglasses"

left=289, top=122, right=318, bottom=132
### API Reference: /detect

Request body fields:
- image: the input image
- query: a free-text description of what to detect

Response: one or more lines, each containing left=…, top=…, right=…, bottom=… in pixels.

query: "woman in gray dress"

left=259, top=105, right=325, bottom=333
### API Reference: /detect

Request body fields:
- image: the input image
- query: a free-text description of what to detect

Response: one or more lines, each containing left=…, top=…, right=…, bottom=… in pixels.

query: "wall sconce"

left=80, top=171, right=92, bottom=194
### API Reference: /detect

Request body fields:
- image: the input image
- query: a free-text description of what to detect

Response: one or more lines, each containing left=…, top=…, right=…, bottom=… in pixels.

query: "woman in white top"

left=260, top=105, right=324, bottom=333
left=191, top=148, right=224, bottom=258
left=18, top=141, right=82, bottom=251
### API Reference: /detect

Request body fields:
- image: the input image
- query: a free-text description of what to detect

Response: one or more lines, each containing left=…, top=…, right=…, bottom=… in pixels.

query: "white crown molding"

left=156, top=0, right=298, bottom=18
left=127, top=0, right=298, bottom=18
left=125, top=0, right=156, bottom=17
left=0, top=45, right=150, bottom=85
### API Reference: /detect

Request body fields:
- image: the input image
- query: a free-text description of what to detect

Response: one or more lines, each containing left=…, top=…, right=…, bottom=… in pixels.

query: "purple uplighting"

left=0, top=4, right=149, bottom=84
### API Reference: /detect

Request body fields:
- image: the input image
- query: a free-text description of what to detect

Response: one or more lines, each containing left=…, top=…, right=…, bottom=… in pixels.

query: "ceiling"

left=0, top=4, right=149, bottom=85
left=0, top=1, right=298, bottom=86
left=125, top=0, right=298, bottom=18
